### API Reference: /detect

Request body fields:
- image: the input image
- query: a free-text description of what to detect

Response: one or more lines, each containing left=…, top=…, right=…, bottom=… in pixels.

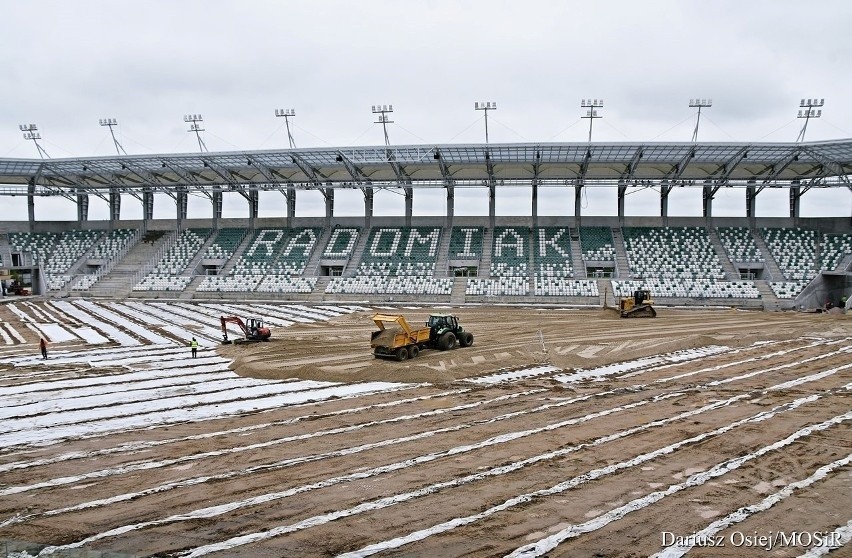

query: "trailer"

left=370, top=313, right=473, bottom=361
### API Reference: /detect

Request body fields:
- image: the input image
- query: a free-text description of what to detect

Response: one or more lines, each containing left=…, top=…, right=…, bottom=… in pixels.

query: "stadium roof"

left=0, top=139, right=850, bottom=195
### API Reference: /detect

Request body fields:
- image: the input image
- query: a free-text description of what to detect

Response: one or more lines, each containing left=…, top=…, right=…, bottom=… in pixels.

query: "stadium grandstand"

left=0, top=140, right=850, bottom=310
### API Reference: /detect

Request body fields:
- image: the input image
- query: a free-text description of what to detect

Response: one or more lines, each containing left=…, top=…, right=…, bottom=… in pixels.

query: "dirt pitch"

left=0, top=301, right=850, bottom=557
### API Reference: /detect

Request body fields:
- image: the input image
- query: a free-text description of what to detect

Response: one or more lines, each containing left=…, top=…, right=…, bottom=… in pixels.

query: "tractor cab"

left=427, top=314, right=460, bottom=340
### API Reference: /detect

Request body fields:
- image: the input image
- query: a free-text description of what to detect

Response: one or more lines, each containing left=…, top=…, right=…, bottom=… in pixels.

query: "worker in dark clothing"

left=190, top=337, right=198, bottom=358
left=39, top=338, right=48, bottom=360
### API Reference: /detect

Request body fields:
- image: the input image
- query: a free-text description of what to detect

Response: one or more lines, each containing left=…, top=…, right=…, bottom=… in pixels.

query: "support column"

left=363, top=188, right=374, bottom=231
left=142, top=189, right=154, bottom=233
left=27, top=178, right=36, bottom=232
left=286, top=185, right=296, bottom=229
left=248, top=190, right=259, bottom=229
left=617, top=183, right=627, bottom=227
left=574, top=184, right=583, bottom=228
left=789, top=185, right=801, bottom=224
left=109, top=191, right=121, bottom=224
left=661, top=185, right=671, bottom=224
left=324, top=188, right=334, bottom=230
left=489, top=183, right=496, bottom=230
left=531, top=181, right=538, bottom=229
left=212, top=188, right=223, bottom=224
left=746, top=184, right=757, bottom=228
left=445, top=183, right=454, bottom=232
left=404, top=186, right=413, bottom=227
left=77, top=190, right=89, bottom=224
left=702, top=185, right=714, bottom=220
left=176, top=188, right=188, bottom=231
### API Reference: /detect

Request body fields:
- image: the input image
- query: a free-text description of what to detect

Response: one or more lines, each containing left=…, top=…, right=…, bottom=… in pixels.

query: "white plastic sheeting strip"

left=797, top=519, right=852, bottom=557
left=50, top=301, right=141, bottom=347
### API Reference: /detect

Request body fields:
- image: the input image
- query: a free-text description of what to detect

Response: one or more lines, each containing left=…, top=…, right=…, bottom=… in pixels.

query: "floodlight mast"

left=99, top=118, right=127, bottom=155
left=796, top=98, right=824, bottom=142
left=274, top=108, right=297, bottom=148
left=474, top=101, right=497, bottom=144
left=18, top=123, right=49, bottom=159
left=580, top=99, right=604, bottom=142
left=183, top=114, right=208, bottom=152
left=371, top=105, right=394, bottom=146
left=689, top=98, right=712, bottom=142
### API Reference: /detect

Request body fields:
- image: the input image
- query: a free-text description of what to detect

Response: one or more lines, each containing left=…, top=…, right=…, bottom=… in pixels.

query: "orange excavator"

left=220, top=316, right=272, bottom=344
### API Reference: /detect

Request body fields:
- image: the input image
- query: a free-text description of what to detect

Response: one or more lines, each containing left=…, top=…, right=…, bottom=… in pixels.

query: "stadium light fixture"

left=580, top=99, right=604, bottom=142
left=275, top=108, right=297, bottom=149
left=796, top=98, right=824, bottom=142
left=688, top=98, right=712, bottom=142
left=372, top=104, right=394, bottom=146
left=99, top=117, right=128, bottom=155
left=184, top=114, right=208, bottom=152
left=474, top=101, right=497, bottom=144
left=18, top=123, right=49, bottom=159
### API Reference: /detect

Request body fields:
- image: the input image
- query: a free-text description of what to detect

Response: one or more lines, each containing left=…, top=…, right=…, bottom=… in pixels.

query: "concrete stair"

left=755, top=280, right=783, bottom=311
left=706, top=227, right=740, bottom=280
left=450, top=277, right=467, bottom=304
left=308, top=276, right=331, bottom=302
left=183, top=230, right=219, bottom=275
left=479, top=228, right=494, bottom=279
left=836, top=252, right=852, bottom=272
left=86, top=233, right=174, bottom=297
left=570, top=227, right=586, bottom=278
left=752, top=230, right=784, bottom=281
left=344, top=228, right=372, bottom=277
left=219, top=230, right=255, bottom=274
left=179, top=276, right=207, bottom=300
left=304, top=227, right=333, bottom=276
left=610, top=227, right=631, bottom=279
left=435, top=225, right=453, bottom=277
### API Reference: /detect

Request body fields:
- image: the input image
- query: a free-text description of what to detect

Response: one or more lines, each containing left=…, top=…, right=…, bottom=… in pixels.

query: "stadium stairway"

left=183, top=231, right=219, bottom=275
left=343, top=228, right=372, bottom=277
left=218, top=231, right=255, bottom=274
left=597, top=278, right=613, bottom=308
left=837, top=252, right=852, bottom=272
left=436, top=226, right=453, bottom=277
left=309, top=276, right=331, bottom=302
left=179, top=276, right=207, bottom=300
left=610, top=227, right=631, bottom=279
left=570, top=227, right=587, bottom=278
left=752, top=230, right=784, bottom=280
left=479, top=228, right=494, bottom=279
left=450, top=277, right=467, bottom=304
left=86, top=232, right=174, bottom=297
left=304, top=227, right=334, bottom=276
left=755, top=280, right=783, bottom=311
left=707, top=228, right=740, bottom=280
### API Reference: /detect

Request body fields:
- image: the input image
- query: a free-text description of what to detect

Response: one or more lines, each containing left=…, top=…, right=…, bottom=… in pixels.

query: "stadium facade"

left=0, top=140, right=850, bottom=310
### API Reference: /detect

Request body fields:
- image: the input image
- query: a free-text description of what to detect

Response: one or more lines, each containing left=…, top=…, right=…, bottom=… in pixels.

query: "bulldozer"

left=371, top=313, right=474, bottom=361
left=618, top=289, right=657, bottom=318
left=220, top=316, right=272, bottom=344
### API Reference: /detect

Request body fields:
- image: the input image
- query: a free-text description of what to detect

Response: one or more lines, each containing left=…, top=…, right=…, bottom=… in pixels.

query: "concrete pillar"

left=702, top=185, right=714, bottom=221
left=77, top=191, right=89, bottom=224
left=789, top=186, right=801, bottom=223
left=27, top=178, right=35, bottom=232
left=746, top=184, right=757, bottom=228
left=531, top=181, right=538, bottom=229
left=445, top=183, right=454, bottom=232
left=324, top=188, right=334, bottom=230
left=617, top=184, right=627, bottom=227
left=489, top=183, right=496, bottom=230
left=404, top=186, right=413, bottom=227
left=176, top=188, right=188, bottom=231
left=248, top=190, right=259, bottom=225
left=212, top=189, right=223, bottom=223
left=363, top=188, right=374, bottom=230
left=574, top=185, right=583, bottom=228
left=142, top=189, right=154, bottom=233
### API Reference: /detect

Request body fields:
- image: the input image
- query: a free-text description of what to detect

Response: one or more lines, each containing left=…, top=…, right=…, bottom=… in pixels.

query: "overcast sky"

left=1, top=0, right=850, bottom=222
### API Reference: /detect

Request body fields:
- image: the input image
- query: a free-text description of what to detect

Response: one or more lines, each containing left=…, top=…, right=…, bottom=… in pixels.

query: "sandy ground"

left=0, top=301, right=850, bottom=557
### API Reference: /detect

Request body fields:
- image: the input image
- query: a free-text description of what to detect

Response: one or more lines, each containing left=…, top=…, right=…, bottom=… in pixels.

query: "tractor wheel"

left=395, top=347, right=409, bottom=362
left=408, top=345, right=420, bottom=359
left=438, top=332, right=457, bottom=351
left=460, top=332, right=474, bottom=347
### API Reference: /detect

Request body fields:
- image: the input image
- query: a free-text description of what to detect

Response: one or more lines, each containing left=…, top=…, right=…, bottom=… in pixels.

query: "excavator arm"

left=221, top=316, right=248, bottom=343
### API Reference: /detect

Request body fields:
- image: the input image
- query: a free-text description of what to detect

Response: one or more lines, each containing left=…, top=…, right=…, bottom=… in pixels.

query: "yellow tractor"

left=618, top=289, right=657, bottom=318
left=370, top=313, right=474, bottom=361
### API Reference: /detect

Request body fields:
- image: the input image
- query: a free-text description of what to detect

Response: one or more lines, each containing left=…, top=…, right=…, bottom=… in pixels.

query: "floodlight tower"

left=19, top=124, right=49, bottom=159
left=274, top=108, right=297, bottom=148
left=580, top=99, right=604, bottom=142
left=372, top=105, right=394, bottom=146
left=184, top=114, right=208, bottom=152
left=796, top=98, right=824, bottom=142
left=689, top=98, right=712, bottom=142
left=474, top=101, right=497, bottom=144
left=99, top=118, right=128, bottom=155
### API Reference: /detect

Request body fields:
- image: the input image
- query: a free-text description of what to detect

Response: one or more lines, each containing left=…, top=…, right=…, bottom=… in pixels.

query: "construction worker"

left=39, top=337, right=48, bottom=360
left=190, top=337, right=198, bottom=358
